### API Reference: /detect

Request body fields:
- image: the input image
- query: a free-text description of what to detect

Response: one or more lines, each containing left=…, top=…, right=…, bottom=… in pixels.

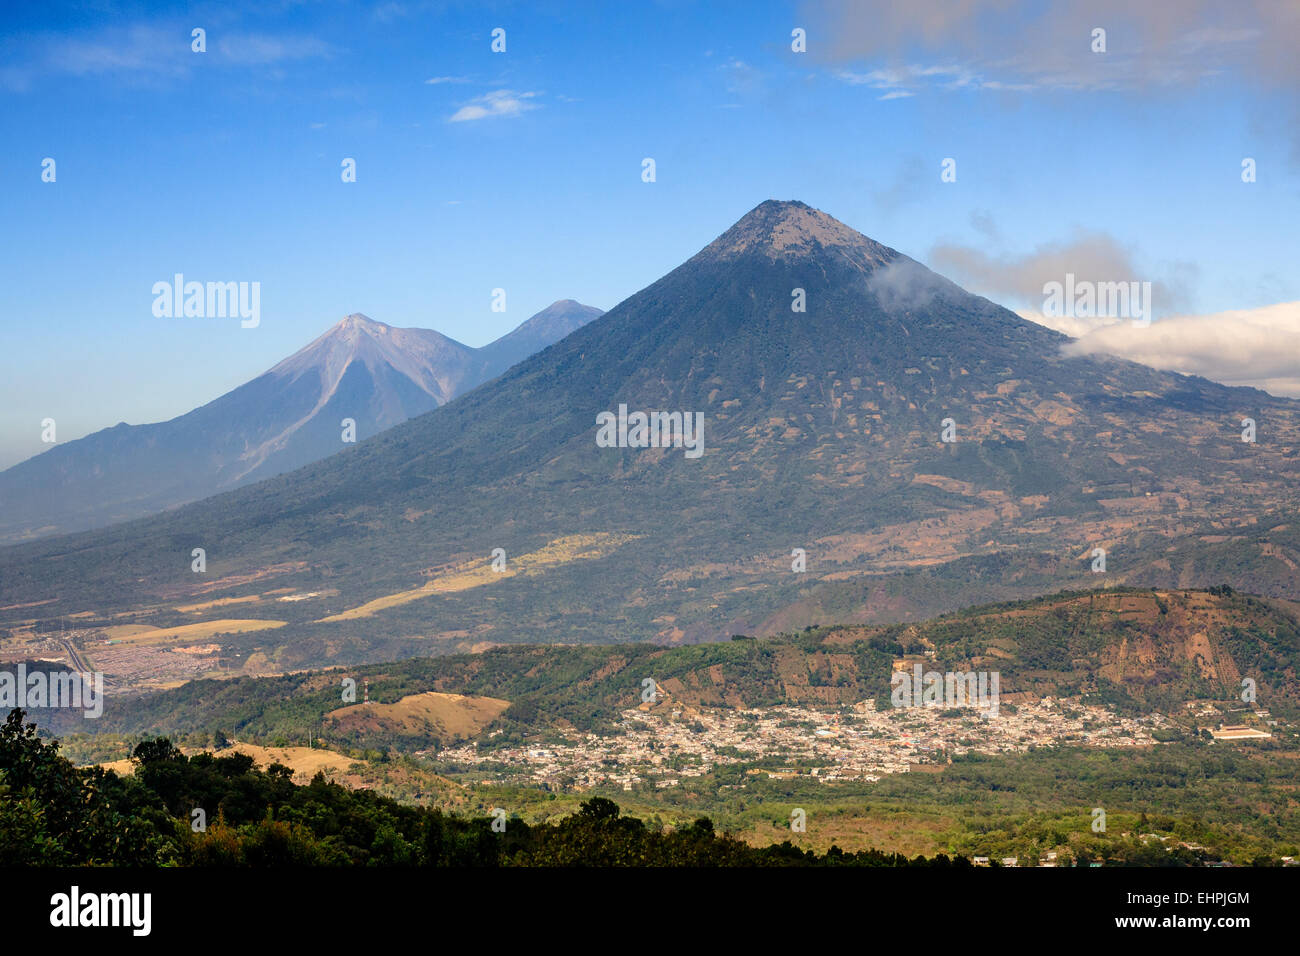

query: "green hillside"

left=30, top=587, right=1299, bottom=753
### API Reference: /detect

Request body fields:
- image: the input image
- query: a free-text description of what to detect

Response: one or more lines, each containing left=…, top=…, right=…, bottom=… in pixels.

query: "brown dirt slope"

left=325, top=690, right=510, bottom=741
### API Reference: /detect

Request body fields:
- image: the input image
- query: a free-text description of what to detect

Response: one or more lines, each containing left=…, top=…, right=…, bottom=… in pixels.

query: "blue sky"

left=2, top=0, right=1298, bottom=468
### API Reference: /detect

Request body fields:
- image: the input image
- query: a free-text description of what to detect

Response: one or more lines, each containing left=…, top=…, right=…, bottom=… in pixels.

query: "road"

left=60, top=637, right=90, bottom=673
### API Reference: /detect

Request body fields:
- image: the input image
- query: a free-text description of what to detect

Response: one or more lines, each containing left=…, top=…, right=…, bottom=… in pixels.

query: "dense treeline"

left=0, top=709, right=963, bottom=867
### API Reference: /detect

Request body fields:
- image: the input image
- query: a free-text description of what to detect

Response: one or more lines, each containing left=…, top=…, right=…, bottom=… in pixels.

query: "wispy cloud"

left=216, top=34, right=333, bottom=66
left=32, top=24, right=188, bottom=84
left=448, top=89, right=541, bottom=122
left=836, top=68, right=899, bottom=88
left=969, top=209, right=999, bottom=240
left=929, top=228, right=1197, bottom=319
left=2, top=22, right=333, bottom=90
left=425, top=75, right=471, bottom=85
left=371, top=2, right=409, bottom=24
left=807, top=0, right=1297, bottom=91
left=837, top=64, right=975, bottom=96
left=720, top=58, right=762, bottom=97
left=871, top=154, right=929, bottom=214
left=807, top=0, right=1300, bottom=156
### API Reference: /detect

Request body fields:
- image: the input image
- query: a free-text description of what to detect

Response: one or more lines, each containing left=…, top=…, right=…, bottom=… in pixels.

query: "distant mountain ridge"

left=0, top=300, right=602, bottom=542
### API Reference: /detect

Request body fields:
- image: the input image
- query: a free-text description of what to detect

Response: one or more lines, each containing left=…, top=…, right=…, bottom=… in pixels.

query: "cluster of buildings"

left=435, top=695, right=1164, bottom=791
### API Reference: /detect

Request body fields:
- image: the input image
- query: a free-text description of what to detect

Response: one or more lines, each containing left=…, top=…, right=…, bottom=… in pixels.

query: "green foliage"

left=0, top=710, right=166, bottom=864
left=0, top=709, right=964, bottom=868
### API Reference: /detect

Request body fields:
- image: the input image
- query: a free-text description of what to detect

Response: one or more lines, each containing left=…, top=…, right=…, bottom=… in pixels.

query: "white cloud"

left=1025, top=301, right=1300, bottom=397
left=837, top=68, right=904, bottom=88
left=448, top=89, right=541, bottom=122
left=837, top=63, right=982, bottom=93
left=1016, top=310, right=1119, bottom=339
left=425, top=75, right=470, bottom=85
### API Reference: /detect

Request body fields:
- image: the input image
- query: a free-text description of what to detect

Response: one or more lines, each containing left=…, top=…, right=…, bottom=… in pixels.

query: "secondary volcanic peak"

left=695, top=199, right=898, bottom=270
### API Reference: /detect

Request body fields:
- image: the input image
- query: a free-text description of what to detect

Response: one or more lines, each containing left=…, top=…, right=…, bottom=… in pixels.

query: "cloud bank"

left=1046, top=300, right=1300, bottom=397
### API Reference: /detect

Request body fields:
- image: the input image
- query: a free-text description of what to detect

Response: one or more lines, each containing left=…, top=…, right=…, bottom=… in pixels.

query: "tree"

left=132, top=737, right=185, bottom=765
left=1, top=709, right=162, bottom=865
left=0, top=773, right=58, bottom=864
left=578, top=797, right=620, bottom=821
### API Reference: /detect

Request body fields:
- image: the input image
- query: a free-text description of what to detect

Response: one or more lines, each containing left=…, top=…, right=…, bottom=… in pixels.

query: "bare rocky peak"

left=696, top=199, right=898, bottom=269
left=269, top=313, right=472, bottom=399
left=336, top=312, right=389, bottom=334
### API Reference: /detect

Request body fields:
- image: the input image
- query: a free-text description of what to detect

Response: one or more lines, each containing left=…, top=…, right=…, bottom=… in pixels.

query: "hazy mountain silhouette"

left=0, top=301, right=602, bottom=542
